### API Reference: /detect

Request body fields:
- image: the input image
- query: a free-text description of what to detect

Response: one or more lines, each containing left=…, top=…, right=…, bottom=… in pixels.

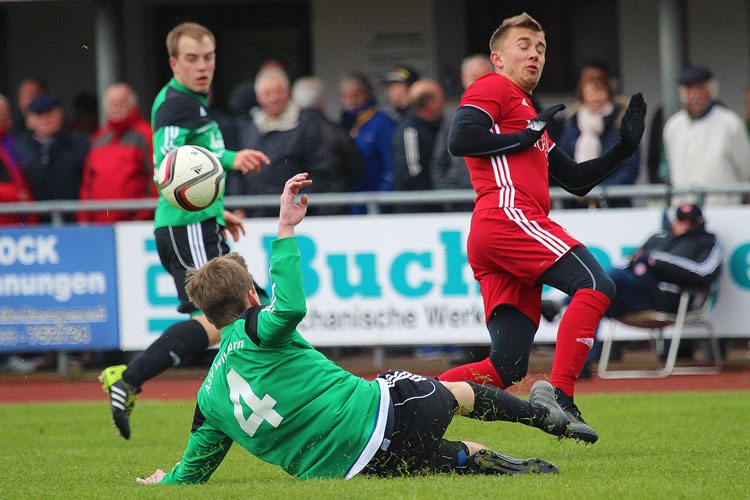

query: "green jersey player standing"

left=135, top=174, right=588, bottom=484
left=100, top=22, right=270, bottom=440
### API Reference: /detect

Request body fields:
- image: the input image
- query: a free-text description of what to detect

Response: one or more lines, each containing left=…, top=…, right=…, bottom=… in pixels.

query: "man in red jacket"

left=0, top=94, right=34, bottom=226
left=78, top=83, right=155, bottom=223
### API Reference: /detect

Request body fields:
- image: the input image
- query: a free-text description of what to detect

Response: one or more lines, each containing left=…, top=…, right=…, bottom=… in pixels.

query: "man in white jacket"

left=663, top=65, right=750, bottom=206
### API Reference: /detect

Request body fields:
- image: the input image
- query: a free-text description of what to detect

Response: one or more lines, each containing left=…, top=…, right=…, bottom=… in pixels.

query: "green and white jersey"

left=151, top=78, right=238, bottom=229
left=159, top=237, right=390, bottom=482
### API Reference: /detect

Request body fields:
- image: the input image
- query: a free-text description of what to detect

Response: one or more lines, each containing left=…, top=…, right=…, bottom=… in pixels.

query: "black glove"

left=519, top=103, right=565, bottom=149
left=619, top=93, right=647, bottom=151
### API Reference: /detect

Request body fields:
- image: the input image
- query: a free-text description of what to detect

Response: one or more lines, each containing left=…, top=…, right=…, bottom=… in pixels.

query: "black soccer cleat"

left=468, top=449, right=559, bottom=475
left=529, top=380, right=572, bottom=437
left=554, top=386, right=599, bottom=444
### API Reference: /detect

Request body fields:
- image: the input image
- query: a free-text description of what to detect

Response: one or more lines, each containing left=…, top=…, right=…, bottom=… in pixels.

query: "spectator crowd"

left=2, top=50, right=749, bottom=371
left=2, top=59, right=749, bottom=224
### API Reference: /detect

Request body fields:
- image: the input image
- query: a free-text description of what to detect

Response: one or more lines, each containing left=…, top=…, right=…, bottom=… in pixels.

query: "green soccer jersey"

left=158, top=237, right=388, bottom=482
left=151, top=78, right=238, bottom=229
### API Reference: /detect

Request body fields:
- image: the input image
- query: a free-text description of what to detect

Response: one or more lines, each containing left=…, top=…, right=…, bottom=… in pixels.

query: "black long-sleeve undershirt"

left=448, top=106, right=534, bottom=157
left=448, top=105, right=635, bottom=197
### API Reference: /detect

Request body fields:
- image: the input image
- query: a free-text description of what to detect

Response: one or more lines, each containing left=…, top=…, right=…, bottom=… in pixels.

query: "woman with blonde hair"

left=557, top=65, right=640, bottom=208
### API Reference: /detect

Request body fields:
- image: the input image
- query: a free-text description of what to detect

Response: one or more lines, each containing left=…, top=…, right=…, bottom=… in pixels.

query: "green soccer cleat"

left=99, top=365, right=139, bottom=440
left=468, top=449, right=559, bottom=475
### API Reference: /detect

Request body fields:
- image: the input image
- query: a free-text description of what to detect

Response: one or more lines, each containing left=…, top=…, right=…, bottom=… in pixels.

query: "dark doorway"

left=154, top=2, right=311, bottom=110
left=465, top=0, right=620, bottom=93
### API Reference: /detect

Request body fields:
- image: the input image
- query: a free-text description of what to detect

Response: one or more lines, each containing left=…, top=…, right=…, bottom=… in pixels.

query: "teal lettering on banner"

left=391, top=252, right=433, bottom=296
left=328, top=253, right=381, bottom=298
left=440, top=231, right=476, bottom=295
left=729, top=243, right=750, bottom=290
left=263, top=235, right=319, bottom=296
left=145, top=239, right=178, bottom=306
left=144, top=238, right=180, bottom=335
left=621, top=246, right=639, bottom=258
left=147, top=265, right=179, bottom=306
left=586, top=246, right=611, bottom=269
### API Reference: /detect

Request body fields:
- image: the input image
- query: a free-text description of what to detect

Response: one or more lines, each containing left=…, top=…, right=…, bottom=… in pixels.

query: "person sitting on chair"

left=542, top=203, right=722, bottom=365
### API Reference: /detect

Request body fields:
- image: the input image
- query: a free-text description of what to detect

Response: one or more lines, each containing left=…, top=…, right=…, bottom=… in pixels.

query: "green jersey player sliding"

left=136, top=173, right=590, bottom=483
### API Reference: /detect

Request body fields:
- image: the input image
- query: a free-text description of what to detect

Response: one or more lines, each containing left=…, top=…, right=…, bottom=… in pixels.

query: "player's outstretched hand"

left=522, top=104, right=565, bottom=147
left=530, top=104, right=565, bottom=131
left=619, top=93, right=647, bottom=151
left=234, top=149, right=270, bottom=174
left=136, top=469, right=166, bottom=484
left=222, top=209, right=246, bottom=242
left=278, top=173, right=312, bottom=239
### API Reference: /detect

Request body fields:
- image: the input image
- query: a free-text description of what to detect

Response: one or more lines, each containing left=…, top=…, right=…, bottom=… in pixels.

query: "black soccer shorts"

left=154, top=217, right=230, bottom=314
left=362, top=369, right=460, bottom=476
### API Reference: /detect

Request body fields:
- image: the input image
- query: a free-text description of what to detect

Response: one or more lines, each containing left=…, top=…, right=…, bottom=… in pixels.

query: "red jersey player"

left=438, top=12, right=646, bottom=443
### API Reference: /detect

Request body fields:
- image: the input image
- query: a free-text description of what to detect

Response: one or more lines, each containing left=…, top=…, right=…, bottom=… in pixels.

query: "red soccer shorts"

left=468, top=207, right=582, bottom=326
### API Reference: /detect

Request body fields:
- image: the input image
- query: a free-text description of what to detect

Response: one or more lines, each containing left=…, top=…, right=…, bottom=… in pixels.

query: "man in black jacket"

left=542, top=203, right=721, bottom=370
left=544, top=203, right=721, bottom=321
left=13, top=94, right=89, bottom=222
left=229, top=68, right=332, bottom=217
left=391, top=79, right=445, bottom=212
left=607, top=203, right=721, bottom=317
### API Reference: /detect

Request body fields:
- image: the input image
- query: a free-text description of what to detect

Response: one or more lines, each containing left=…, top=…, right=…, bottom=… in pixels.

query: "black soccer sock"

left=465, top=381, right=547, bottom=428
left=122, top=319, right=208, bottom=390
left=554, top=386, right=575, bottom=406
left=432, top=440, right=472, bottom=474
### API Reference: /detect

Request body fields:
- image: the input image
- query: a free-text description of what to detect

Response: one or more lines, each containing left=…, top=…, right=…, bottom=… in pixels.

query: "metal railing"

left=2, top=183, right=750, bottom=223
left=3, top=183, right=749, bottom=372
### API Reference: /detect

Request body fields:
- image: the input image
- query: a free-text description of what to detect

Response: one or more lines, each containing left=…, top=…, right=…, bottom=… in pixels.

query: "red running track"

left=2, top=368, right=750, bottom=403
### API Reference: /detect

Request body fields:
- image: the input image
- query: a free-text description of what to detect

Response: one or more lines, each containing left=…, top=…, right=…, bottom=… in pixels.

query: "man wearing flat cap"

left=663, top=65, right=750, bottom=206
left=13, top=93, right=89, bottom=220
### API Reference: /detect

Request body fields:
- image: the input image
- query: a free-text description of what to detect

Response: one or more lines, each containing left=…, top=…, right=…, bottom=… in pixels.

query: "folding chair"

left=597, top=286, right=722, bottom=379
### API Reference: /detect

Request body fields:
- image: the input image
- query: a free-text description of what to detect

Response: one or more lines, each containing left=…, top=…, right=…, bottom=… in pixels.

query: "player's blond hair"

left=185, top=253, right=256, bottom=330
left=489, top=12, right=544, bottom=53
left=166, top=22, right=216, bottom=58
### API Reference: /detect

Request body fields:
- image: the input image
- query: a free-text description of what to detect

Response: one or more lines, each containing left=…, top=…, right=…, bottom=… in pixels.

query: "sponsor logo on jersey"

left=534, top=133, right=552, bottom=155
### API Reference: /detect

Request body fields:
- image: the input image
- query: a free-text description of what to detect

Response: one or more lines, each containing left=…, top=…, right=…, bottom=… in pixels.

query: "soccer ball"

left=157, top=145, right=225, bottom=212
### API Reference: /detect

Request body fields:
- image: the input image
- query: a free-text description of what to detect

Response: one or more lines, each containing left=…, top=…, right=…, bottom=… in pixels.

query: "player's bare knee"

left=440, top=381, right=475, bottom=413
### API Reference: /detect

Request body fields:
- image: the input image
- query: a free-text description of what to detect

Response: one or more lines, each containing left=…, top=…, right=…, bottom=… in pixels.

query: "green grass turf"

left=1, top=392, right=749, bottom=500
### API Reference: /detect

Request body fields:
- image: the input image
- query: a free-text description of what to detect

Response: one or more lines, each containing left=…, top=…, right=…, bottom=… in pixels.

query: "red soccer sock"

left=550, top=289, right=611, bottom=396
left=438, top=357, right=506, bottom=389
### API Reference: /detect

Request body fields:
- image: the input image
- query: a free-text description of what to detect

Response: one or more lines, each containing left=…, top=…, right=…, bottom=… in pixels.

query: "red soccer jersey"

left=460, top=73, right=554, bottom=215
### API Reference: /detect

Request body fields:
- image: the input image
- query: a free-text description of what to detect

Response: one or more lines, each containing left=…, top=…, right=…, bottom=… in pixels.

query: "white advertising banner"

left=115, top=207, right=750, bottom=350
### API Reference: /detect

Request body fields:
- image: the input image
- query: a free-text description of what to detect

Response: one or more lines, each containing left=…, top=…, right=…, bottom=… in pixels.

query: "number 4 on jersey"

left=227, top=368, right=283, bottom=436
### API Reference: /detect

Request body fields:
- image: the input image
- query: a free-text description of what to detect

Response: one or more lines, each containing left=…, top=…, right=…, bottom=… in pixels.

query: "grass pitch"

left=2, top=391, right=749, bottom=500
